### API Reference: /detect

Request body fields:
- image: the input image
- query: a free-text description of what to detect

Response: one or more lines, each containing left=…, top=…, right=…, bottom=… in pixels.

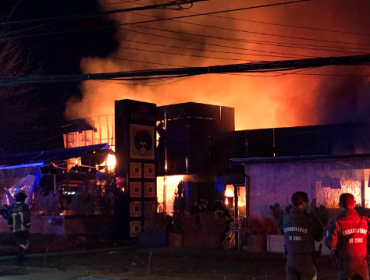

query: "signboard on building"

left=115, top=100, right=157, bottom=239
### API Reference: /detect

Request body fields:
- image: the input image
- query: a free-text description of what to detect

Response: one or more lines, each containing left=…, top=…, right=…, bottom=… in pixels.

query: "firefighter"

left=278, top=192, right=324, bottom=280
left=325, top=193, right=370, bottom=280
left=8, top=190, right=31, bottom=262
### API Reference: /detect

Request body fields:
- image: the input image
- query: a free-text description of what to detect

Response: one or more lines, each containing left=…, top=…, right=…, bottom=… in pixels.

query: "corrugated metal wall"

left=245, top=159, right=370, bottom=218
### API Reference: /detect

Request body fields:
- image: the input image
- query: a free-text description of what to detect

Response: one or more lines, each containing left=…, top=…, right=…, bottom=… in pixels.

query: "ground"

left=0, top=246, right=338, bottom=280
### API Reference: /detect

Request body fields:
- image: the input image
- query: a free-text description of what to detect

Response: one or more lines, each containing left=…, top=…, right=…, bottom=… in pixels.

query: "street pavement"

left=0, top=265, right=185, bottom=280
left=0, top=266, right=108, bottom=280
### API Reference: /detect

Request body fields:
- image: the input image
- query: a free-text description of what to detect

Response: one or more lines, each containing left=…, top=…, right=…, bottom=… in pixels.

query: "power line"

left=114, top=0, right=320, bottom=31
left=124, top=26, right=312, bottom=59
left=0, top=0, right=318, bottom=41
left=0, top=0, right=211, bottom=40
left=111, top=56, right=189, bottom=67
left=127, top=10, right=370, bottom=50
left=7, top=0, right=370, bottom=64
left=121, top=38, right=302, bottom=59
left=118, top=2, right=370, bottom=54
left=128, top=0, right=370, bottom=42
left=125, top=25, right=369, bottom=57
left=174, top=3, right=370, bottom=39
left=117, top=44, right=291, bottom=62
left=0, top=0, right=210, bottom=27
left=1, top=53, right=370, bottom=85
left=97, top=75, right=191, bottom=86
left=119, top=10, right=370, bottom=56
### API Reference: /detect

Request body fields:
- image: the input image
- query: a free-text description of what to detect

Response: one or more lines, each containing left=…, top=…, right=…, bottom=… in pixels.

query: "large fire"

left=65, top=0, right=370, bottom=130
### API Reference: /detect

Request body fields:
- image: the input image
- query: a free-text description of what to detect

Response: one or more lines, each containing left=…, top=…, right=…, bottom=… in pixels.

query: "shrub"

left=71, top=192, right=94, bottom=215
left=231, top=216, right=277, bottom=235
left=144, top=212, right=171, bottom=232
left=31, top=189, right=61, bottom=215
left=198, top=212, right=229, bottom=234
left=269, top=199, right=329, bottom=228
left=172, top=211, right=230, bottom=235
left=173, top=211, right=198, bottom=234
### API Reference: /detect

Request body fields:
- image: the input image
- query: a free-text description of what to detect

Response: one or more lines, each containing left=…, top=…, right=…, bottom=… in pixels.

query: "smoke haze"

left=64, top=0, right=370, bottom=130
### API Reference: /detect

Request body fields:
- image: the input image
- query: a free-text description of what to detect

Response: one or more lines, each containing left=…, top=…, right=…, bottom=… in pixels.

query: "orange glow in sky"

left=65, top=0, right=370, bottom=130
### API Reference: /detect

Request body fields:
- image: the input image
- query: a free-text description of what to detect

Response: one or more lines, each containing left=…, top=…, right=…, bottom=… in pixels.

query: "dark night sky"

left=3, top=1, right=117, bottom=117
left=0, top=1, right=117, bottom=153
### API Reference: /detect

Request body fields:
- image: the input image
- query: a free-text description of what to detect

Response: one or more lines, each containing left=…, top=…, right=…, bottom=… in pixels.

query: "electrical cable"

left=0, top=53, right=369, bottom=85
left=0, top=0, right=212, bottom=26
left=110, top=56, right=189, bottom=67
left=120, top=37, right=306, bottom=59
left=117, top=1, right=370, bottom=53
left=127, top=11, right=370, bottom=51
left=0, top=0, right=319, bottom=41
left=118, top=45, right=255, bottom=62
left=97, top=75, right=191, bottom=86
left=168, top=2, right=370, bottom=39
left=122, top=26, right=314, bottom=59
left=0, top=0, right=211, bottom=40
left=123, top=25, right=369, bottom=58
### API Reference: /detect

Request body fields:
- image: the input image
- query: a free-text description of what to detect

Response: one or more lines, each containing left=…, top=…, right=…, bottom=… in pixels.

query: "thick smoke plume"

left=65, top=0, right=370, bottom=130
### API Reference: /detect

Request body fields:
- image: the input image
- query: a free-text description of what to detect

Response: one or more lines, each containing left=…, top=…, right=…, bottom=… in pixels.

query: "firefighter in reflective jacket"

left=325, top=193, right=370, bottom=280
left=7, top=190, right=31, bottom=262
left=278, top=192, right=324, bottom=280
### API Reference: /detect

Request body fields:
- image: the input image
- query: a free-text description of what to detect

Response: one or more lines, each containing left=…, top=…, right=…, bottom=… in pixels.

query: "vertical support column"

left=244, top=165, right=250, bottom=217
left=234, top=184, right=238, bottom=218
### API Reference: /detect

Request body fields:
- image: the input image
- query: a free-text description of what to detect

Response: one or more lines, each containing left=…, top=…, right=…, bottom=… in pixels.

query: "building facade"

left=231, top=154, right=370, bottom=218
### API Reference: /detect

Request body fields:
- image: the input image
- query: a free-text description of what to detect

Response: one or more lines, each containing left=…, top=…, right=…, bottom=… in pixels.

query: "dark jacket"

left=279, top=207, right=324, bottom=255
left=7, top=201, right=31, bottom=233
left=325, top=209, right=370, bottom=260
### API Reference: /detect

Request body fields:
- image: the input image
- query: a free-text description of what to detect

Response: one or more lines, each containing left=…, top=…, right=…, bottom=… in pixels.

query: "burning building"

left=155, top=102, right=235, bottom=214
left=59, top=98, right=370, bottom=238
left=62, top=99, right=239, bottom=237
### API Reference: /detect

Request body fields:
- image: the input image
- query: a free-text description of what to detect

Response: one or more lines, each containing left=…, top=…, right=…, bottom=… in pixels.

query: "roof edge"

left=230, top=153, right=370, bottom=165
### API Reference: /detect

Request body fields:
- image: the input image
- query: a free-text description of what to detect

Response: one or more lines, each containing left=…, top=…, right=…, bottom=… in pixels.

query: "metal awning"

left=0, top=143, right=109, bottom=168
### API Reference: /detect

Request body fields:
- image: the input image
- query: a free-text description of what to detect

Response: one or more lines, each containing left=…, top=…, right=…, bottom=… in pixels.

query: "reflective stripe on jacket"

left=7, top=202, right=31, bottom=233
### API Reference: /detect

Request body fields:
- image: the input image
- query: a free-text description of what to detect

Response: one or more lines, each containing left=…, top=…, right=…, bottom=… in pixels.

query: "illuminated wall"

left=244, top=158, right=370, bottom=218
